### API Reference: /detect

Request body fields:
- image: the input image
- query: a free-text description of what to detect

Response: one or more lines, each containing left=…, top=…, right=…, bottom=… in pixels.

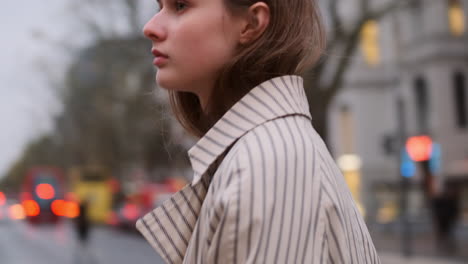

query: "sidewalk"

left=379, top=252, right=465, bottom=264
left=370, top=224, right=468, bottom=263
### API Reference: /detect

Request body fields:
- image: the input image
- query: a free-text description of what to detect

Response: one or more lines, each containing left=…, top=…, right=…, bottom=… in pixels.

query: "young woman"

left=136, top=0, right=380, bottom=263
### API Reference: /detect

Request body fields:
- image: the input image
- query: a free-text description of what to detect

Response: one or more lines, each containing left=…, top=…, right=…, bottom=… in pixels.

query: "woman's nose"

left=143, top=14, right=166, bottom=41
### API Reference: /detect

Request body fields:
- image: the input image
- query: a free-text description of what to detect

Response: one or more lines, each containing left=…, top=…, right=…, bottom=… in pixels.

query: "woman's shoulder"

left=218, top=113, right=339, bottom=186
left=222, top=114, right=318, bottom=171
left=241, top=114, right=314, bottom=148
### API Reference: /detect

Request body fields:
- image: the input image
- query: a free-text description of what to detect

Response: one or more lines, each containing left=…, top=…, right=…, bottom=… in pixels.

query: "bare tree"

left=66, top=0, right=145, bottom=39
left=58, top=37, right=186, bottom=181
left=304, top=0, right=417, bottom=144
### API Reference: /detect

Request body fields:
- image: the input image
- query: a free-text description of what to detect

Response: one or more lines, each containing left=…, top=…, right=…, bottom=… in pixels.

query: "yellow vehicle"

left=68, top=166, right=113, bottom=224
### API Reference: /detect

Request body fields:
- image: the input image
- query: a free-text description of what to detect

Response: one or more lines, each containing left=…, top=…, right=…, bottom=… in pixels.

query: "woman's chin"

left=156, top=72, right=188, bottom=92
left=155, top=72, right=173, bottom=90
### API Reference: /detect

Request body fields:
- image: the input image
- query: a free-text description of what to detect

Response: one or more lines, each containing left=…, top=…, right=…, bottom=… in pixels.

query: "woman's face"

left=143, top=0, right=243, bottom=104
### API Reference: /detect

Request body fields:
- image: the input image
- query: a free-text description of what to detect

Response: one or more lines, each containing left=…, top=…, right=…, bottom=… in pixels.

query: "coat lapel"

left=136, top=174, right=210, bottom=264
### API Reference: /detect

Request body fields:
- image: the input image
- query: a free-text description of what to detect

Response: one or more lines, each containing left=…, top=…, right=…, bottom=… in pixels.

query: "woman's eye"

left=175, top=1, right=187, bottom=11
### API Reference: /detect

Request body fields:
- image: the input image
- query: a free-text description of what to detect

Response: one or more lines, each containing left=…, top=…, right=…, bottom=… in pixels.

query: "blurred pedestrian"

left=136, top=0, right=380, bottom=263
left=432, top=185, right=461, bottom=254
left=75, top=199, right=91, bottom=246
left=73, top=199, right=96, bottom=264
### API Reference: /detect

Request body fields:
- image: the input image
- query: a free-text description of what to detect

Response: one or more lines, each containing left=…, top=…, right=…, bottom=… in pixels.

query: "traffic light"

left=405, top=135, right=432, bottom=162
left=404, top=135, right=439, bottom=198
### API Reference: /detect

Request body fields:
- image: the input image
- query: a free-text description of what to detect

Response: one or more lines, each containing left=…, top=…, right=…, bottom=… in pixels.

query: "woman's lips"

left=153, top=56, right=168, bottom=67
left=152, top=49, right=168, bottom=67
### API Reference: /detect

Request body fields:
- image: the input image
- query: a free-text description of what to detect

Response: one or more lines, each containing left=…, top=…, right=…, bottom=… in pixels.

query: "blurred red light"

left=36, top=184, right=55, bottom=200
left=406, top=135, right=433, bottom=162
left=52, top=200, right=79, bottom=218
left=65, top=201, right=80, bottom=218
left=0, top=192, right=5, bottom=206
left=123, top=204, right=140, bottom=220
left=51, top=200, right=66, bottom=216
left=22, top=200, right=40, bottom=217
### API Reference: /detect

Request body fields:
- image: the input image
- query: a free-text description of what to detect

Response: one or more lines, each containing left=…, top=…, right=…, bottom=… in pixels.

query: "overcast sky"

left=0, top=1, right=155, bottom=179
left=0, top=0, right=71, bottom=178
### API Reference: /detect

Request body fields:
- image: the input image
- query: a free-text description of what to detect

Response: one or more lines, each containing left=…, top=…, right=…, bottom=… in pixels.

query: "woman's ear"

left=239, top=2, right=270, bottom=45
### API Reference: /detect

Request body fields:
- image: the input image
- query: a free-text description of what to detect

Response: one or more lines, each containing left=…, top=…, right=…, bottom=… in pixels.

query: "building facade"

left=327, top=0, right=468, bottom=226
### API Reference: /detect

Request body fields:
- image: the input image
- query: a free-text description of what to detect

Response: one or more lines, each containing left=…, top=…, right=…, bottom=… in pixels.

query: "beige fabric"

left=136, top=75, right=381, bottom=264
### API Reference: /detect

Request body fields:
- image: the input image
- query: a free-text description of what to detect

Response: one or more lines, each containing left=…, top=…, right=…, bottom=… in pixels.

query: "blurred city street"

left=1, top=0, right=468, bottom=263
left=3, top=216, right=467, bottom=264
left=0, top=218, right=164, bottom=264
left=379, top=253, right=465, bottom=264
left=373, top=226, right=468, bottom=264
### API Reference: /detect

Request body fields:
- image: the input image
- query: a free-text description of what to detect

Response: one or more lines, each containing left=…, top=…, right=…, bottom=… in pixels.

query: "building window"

left=414, top=76, right=429, bottom=133
left=448, top=0, right=466, bottom=36
left=360, top=20, right=381, bottom=66
left=453, top=71, right=467, bottom=128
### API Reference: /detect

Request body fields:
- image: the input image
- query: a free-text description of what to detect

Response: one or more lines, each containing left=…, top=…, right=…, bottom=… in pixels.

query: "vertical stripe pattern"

left=136, top=75, right=380, bottom=264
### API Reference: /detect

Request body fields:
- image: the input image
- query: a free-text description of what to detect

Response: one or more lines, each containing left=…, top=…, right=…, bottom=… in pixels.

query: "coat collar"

left=188, top=75, right=311, bottom=185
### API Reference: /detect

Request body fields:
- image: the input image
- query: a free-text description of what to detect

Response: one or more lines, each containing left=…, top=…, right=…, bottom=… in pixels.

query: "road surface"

left=0, top=217, right=164, bottom=264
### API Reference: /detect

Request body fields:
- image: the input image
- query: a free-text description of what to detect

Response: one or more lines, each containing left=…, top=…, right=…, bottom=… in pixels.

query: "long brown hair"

left=169, top=0, right=325, bottom=138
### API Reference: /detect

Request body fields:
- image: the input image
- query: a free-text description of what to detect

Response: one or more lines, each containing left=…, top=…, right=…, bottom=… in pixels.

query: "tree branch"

left=329, top=0, right=344, bottom=38
left=324, top=18, right=366, bottom=104
left=303, top=0, right=343, bottom=88
left=323, top=0, right=419, bottom=104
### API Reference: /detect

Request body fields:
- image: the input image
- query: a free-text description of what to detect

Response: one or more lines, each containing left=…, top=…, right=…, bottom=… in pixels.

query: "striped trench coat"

left=136, top=75, right=381, bottom=263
